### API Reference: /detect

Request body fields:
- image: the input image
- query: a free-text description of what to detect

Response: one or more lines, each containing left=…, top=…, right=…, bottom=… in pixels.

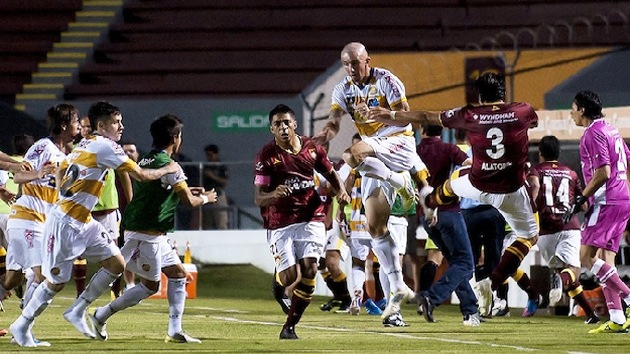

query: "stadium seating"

left=0, top=0, right=82, bottom=105
left=3, top=0, right=629, bottom=101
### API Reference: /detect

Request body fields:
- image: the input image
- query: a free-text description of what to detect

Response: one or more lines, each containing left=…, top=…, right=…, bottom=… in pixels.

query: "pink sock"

left=596, top=262, right=630, bottom=298
left=602, top=284, right=623, bottom=311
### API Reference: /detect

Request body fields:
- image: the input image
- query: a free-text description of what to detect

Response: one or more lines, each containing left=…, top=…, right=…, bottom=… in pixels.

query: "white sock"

left=351, top=265, right=366, bottom=294
left=371, top=234, right=405, bottom=293
left=610, top=309, right=626, bottom=325
left=71, top=268, right=119, bottom=314
left=167, top=278, right=187, bottom=336
left=22, top=281, right=40, bottom=308
left=378, top=265, right=391, bottom=301
left=22, top=282, right=56, bottom=321
left=96, top=282, right=155, bottom=323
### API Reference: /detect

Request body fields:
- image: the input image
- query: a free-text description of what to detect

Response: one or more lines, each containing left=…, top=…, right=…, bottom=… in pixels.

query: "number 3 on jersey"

left=486, top=127, right=505, bottom=159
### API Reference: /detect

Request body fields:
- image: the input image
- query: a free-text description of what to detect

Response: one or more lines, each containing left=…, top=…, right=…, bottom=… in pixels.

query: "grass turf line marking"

left=211, top=316, right=540, bottom=352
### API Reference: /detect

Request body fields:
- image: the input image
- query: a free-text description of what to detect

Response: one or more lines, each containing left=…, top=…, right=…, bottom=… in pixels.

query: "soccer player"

left=314, top=42, right=426, bottom=319
left=88, top=114, right=216, bottom=343
left=9, top=101, right=180, bottom=347
left=369, top=72, right=540, bottom=312
left=414, top=124, right=480, bottom=326
left=255, top=104, right=350, bottom=339
left=0, top=104, right=80, bottom=345
left=526, top=135, right=599, bottom=323
left=567, top=91, right=630, bottom=333
left=315, top=159, right=352, bottom=314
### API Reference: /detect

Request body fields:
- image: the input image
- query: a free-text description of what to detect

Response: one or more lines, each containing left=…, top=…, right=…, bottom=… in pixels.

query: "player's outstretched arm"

left=129, top=161, right=180, bottom=182
left=312, top=109, right=343, bottom=145
left=369, top=107, right=442, bottom=127
left=177, top=186, right=217, bottom=208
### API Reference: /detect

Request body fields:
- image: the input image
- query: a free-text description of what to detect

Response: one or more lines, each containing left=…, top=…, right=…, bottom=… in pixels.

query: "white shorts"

left=349, top=237, right=373, bottom=261
left=267, top=221, right=326, bottom=273
left=122, top=231, right=181, bottom=282
left=451, top=174, right=538, bottom=238
left=92, top=210, right=121, bottom=240
left=42, top=213, right=121, bottom=284
left=6, top=227, right=44, bottom=271
left=324, top=220, right=346, bottom=260
left=362, top=134, right=418, bottom=173
left=362, top=175, right=397, bottom=208
left=388, top=215, right=408, bottom=255
left=536, top=230, right=581, bottom=269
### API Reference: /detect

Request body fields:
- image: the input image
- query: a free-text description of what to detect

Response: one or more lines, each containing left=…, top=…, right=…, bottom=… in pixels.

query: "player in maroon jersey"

left=254, top=104, right=350, bottom=340
left=369, top=72, right=540, bottom=310
left=527, top=135, right=599, bottom=324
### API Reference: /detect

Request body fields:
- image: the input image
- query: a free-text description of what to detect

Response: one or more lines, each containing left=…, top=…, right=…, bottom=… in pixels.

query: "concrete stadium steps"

left=15, top=0, right=123, bottom=111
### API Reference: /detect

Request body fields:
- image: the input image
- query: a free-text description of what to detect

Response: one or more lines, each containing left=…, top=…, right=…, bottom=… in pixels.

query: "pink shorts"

left=581, top=203, right=630, bottom=252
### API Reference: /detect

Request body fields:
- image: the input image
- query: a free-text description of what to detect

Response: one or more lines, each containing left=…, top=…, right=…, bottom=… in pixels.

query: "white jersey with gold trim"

left=8, top=138, right=66, bottom=230
left=50, top=134, right=137, bottom=229
left=331, top=67, right=412, bottom=138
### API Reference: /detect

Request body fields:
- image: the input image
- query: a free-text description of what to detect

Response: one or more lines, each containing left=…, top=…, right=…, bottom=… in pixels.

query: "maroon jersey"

left=528, top=161, right=582, bottom=235
left=417, top=136, right=468, bottom=212
left=440, top=102, right=538, bottom=193
left=254, top=136, right=334, bottom=230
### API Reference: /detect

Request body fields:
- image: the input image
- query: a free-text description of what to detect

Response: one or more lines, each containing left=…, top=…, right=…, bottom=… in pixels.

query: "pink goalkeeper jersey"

left=580, top=119, right=630, bottom=205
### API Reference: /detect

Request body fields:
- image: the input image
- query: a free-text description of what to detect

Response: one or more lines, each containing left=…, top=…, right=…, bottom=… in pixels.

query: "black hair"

left=118, top=139, right=136, bottom=147
left=574, top=90, right=603, bottom=119
left=475, top=72, right=506, bottom=102
left=204, top=144, right=219, bottom=153
left=352, top=133, right=361, bottom=141
left=423, top=124, right=443, bottom=137
left=47, top=103, right=78, bottom=135
left=150, top=114, right=183, bottom=150
left=87, top=101, right=121, bottom=131
left=539, top=135, right=560, bottom=161
left=12, top=134, right=34, bottom=156
left=268, top=104, right=295, bottom=123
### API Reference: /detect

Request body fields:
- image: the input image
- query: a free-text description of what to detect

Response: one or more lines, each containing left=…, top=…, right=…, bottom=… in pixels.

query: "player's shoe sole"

left=165, top=332, right=202, bottom=343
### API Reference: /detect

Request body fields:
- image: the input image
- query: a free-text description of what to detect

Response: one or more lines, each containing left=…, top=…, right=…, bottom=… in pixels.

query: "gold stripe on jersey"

left=11, top=204, right=46, bottom=223
left=117, top=159, right=137, bottom=173
left=20, top=184, right=58, bottom=203
left=173, top=181, right=188, bottom=193
left=59, top=199, right=92, bottom=223
left=72, top=150, right=98, bottom=168
left=64, top=179, right=104, bottom=199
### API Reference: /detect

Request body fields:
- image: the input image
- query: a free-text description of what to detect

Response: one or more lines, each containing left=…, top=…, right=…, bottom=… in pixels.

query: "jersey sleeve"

left=254, top=149, right=272, bottom=187
left=379, top=72, right=407, bottom=107
left=440, top=107, right=466, bottom=129
left=161, top=164, right=188, bottom=191
left=23, top=140, right=47, bottom=171
left=587, top=129, right=611, bottom=170
left=314, top=144, right=334, bottom=175
left=0, top=170, right=8, bottom=186
left=331, top=83, right=348, bottom=113
left=100, top=140, right=133, bottom=171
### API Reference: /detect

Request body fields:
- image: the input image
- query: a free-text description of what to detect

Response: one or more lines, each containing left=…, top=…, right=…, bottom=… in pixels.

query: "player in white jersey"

left=314, top=42, right=428, bottom=320
left=10, top=101, right=180, bottom=347
left=0, top=105, right=79, bottom=341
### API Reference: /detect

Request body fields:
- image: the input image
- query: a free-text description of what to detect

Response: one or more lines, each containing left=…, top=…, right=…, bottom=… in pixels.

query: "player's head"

left=119, top=140, right=139, bottom=162
left=151, top=114, right=184, bottom=153
left=268, top=104, right=297, bottom=145
left=79, top=115, right=92, bottom=138
left=422, top=124, right=443, bottom=137
left=539, top=135, right=560, bottom=161
left=454, top=128, right=467, bottom=144
left=340, top=42, right=371, bottom=84
left=12, top=134, right=34, bottom=156
left=351, top=132, right=361, bottom=145
left=88, top=101, right=124, bottom=141
left=47, top=103, right=80, bottom=139
left=475, top=72, right=505, bottom=103
left=573, top=90, right=603, bottom=120
left=204, top=143, right=220, bottom=161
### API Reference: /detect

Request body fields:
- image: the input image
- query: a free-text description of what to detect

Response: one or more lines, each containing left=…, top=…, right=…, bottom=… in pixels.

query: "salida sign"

left=212, top=112, right=269, bottom=132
